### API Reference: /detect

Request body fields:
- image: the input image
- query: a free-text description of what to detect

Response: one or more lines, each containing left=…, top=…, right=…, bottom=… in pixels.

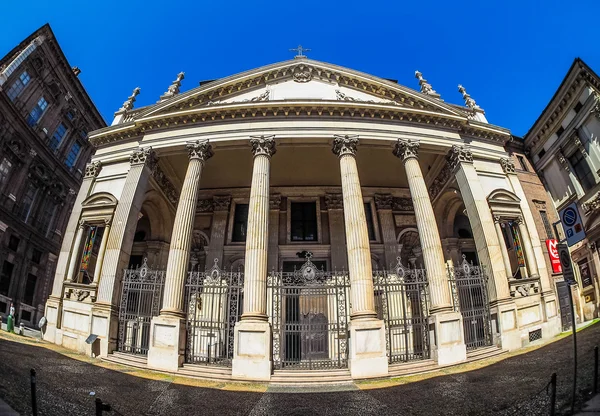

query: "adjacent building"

left=524, top=58, right=600, bottom=323
left=44, top=56, right=562, bottom=381
left=0, top=24, right=105, bottom=326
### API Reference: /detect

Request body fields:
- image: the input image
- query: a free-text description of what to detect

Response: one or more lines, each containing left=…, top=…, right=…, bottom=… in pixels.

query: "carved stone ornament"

left=591, top=93, right=600, bottom=120
left=130, top=147, right=158, bottom=169
left=428, top=163, right=452, bottom=201
left=84, top=161, right=102, bottom=178
left=119, top=87, right=141, bottom=112
left=325, top=193, right=344, bottom=210
left=514, top=216, right=524, bottom=225
left=447, top=145, right=473, bottom=171
left=493, top=215, right=502, bottom=224
left=393, top=138, right=419, bottom=161
left=374, top=194, right=393, bottom=210
left=269, top=194, right=282, bottom=210
left=187, top=139, right=214, bottom=162
left=250, top=135, right=276, bottom=158
left=332, top=135, right=359, bottom=157
left=392, top=197, right=414, bottom=212
left=573, top=132, right=588, bottom=156
left=213, top=195, right=231, bottom=211
left=583, top=192, right=600, bottom=215
left=557, top=150, right=570, bottom=172
left=152, top=164, right=179, bottom=206
left=196, top=199, right=214, bottom=213
left=415, top=70, right=440, bottom=98
left=500, top=157, right=516, bottom=174
left=292, top=67, right=312, bottom=83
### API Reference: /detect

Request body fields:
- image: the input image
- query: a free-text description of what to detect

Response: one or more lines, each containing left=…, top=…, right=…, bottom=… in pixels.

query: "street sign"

left=559, top=202, right=585, bottom=246
left=546, top=239, right=562, bottom=273
left=558, top=241, right=576, bottom=284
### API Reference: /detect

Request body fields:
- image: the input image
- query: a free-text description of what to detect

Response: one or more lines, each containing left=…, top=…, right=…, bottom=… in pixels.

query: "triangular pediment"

left=134, top=59, right=469, bottom=121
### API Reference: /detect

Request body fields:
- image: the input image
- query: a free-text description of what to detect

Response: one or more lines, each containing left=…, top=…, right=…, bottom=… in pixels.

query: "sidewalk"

left=576, top=394, right=600, bottom=415
left=0, top=397, right=19, bottom=415
left=0, top=322, right=41, bottom=339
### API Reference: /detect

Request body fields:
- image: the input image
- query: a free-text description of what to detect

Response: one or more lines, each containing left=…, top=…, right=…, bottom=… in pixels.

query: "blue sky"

left=2, top=0, right=599, bottom=136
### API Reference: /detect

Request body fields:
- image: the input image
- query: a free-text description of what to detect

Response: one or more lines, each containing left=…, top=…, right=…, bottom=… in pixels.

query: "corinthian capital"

left=332, top=135, right=359, bottom=157
left=250, top=135, right=276, bottom=158
left=447, top=144, right=473, bottom=171
left=187, top=140, right=213, bottom=162
left=374, top=194, right=393, bottom=210
left=393, top=138, right=419, bottom=160
left=84, top=161, right=102, bottom=178
left=500, top=157, right=516, bottom=174
left=130, top=146, right=158, bottom=169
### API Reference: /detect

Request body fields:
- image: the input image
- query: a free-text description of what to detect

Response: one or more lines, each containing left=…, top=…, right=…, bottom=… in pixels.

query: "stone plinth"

left=348, top=319, right=388, bottom=379
left=231, top=320, right=272, bottom=381
left=147, top=315, right=186, bottom=372
left=493, top=303, right=521, bottom=351
left=429, top=311, right=467, bottom=365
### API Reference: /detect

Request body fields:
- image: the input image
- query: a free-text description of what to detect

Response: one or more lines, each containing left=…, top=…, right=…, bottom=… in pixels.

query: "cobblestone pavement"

left=0, top=322, right=598, bottom=416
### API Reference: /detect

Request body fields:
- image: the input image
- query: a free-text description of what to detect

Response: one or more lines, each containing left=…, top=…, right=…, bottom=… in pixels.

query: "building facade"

left=44, top=58, right=561, bottom=381
left=0, top=25, right=105, bottom=326
left=524, top=58, right=600, bottom=322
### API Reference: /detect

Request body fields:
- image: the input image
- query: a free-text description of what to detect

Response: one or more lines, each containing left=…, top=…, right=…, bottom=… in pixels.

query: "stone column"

left=374, top=194, right=398, bottom=269
left=267, top=194, right=281, bottom=271
left=93, top=148, right=157, bottom=357
left=43, top=161, right=100, bottom=345
left=92, top=220, right=111, bottom=283
left=449, top=145, right=519, bottom=351
left=204, top=196, right=230, bottom=269
left=493, top=216, right=513, bottom=280
left=232, top=136, right=276, bottom=381
left=515, top=216, right=540, bottom=279
left=394, top=139, right=452, bottom=313
left=65, top=221, right=86, bottom=282
left=394, top=139, right=466, bottom=365
left=332, top=135, right=388, bottom=378
left=325, top=193, right=348, bottom=270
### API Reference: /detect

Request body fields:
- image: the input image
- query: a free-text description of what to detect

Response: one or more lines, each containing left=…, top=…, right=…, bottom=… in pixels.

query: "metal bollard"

left=30, top=369, right=37, bottom=416
left=549, top=372, right=557, bottom=416
left=594, top=346, right=598, bottom=395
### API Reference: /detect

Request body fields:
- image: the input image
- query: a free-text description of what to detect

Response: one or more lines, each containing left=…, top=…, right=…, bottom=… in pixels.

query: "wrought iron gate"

left=268, top=255, right=350, bottom=370
left=117, top=258, right=165, bottom=355
left=448, top=256, right=493, bottom=350
left=184, top=259, right=243, bottom=366
left=373, top=257, right=430, bottom=363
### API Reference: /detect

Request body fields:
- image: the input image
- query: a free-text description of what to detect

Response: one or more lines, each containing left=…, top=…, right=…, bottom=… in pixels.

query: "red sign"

left=546, top=239, right=562, bottom=273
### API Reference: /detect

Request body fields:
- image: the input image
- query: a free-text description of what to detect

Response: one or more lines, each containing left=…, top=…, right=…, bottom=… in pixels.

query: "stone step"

left=466, top=346, right=507, bottom=361
left=178, top=364, right=233, bottom=381
left=270, top=369, right=352, bottom=384
left=111, top=351, right=149, bottom=364
left=102, top=354, right=148, bottom=370
left=388, top=360, right=438, bottom=377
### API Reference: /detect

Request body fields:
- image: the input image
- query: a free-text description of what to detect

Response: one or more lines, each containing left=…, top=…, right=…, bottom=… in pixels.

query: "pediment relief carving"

left=82, top=192, right=118, bottom=208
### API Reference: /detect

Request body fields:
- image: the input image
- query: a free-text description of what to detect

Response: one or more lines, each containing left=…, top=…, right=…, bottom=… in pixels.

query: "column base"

left=429, top=311, right=467, bottom=366
left=147, top=315, right=186, bottom=372
left=348, top=318, right=388, bottom=379
left=231, top=320, right=272, bottom=381
left=91, top=302, right=119, bottom=357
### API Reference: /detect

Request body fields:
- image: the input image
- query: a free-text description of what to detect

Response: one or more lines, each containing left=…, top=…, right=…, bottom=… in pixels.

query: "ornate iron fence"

left=447, top=256, right=493, bottom=350
left=268, top=254, right=350, bottom=370
left=184, top=259, right=244, bottom=366
left=117, top=258, right=165, bottom=355
left=373, top=257, right=430, bottom=363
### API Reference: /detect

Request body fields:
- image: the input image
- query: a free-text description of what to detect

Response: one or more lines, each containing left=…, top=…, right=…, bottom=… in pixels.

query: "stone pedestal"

left=231, top=320, right=272, bottom=381
left=493, top=303, right=521, bottom=351
left=90, top=302, right=118, bottom=357
left=43, top=296, right=61, bottom=343
left=147, top=315, right=186, bottom=372
left=429, top=311, right=467, bottom=365
left=348, top=319, right=388, bottom=379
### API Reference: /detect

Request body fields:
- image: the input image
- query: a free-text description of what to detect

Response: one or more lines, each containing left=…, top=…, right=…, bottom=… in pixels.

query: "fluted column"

left=92, top=220, right=111, bottom=283
left=161, top=140, right=213, bottom=317
left=394, top=139, right=452, bottom=313
left=241, top=136, right=276, bottom=321
left=493, top=216, right=513, bottom=280
left=516, top=216, right=540, bottom=278
left=65, top=221, right=86, bottom=282
left=332, top=135, right=376, bottom=320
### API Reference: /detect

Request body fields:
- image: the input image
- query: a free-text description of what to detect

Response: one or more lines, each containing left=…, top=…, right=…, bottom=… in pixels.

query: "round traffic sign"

left=560, top=250, right=571, bottom=269
left=562, top=207, right=578, bottom=227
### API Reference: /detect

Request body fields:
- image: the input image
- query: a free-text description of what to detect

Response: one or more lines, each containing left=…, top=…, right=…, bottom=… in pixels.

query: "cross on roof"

left=290, top=45, right=311, bottom=59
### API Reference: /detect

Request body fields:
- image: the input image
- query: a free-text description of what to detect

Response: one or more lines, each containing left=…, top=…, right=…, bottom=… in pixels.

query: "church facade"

left=44, top=57, right=561, bottom=380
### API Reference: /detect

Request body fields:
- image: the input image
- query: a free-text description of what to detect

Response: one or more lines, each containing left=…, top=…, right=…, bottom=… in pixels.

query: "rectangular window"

left=0, top=157, right=13, bottom=187
left=232, top=204, right=249, bottom=242
left=538, top=149, right=546, bottom=159
left=516, top=155, right=529, bottom=172
left=539, top=210, right=554, bottom=239
left=6, top=71, right=30, bottom=101
left=66, top=111, right=75, bottom=120
left=556, top=126, right=565, bottom=137
left=19, top=183, right=38, bottom=223
left=8, top=235, right=20, bottom=251
left=0, top=261, right=14, bottom=296
left=39, top=201, right=57, bottom=236
left=26, top=96, right=48, bottom=126
left=574, top=101, right=583, bottom=113
left=568, top=149, right=596, bottom=191
left=65, top=142, right=81, bottom=168
left=291, top=202, right=318, bottom=241
left=49, top=123, right=67, bottom=150
left=364, top=202, right=376, bottom=241
left=31, top=248, right=42, bottom=264
left=23, top=274, right=37, bottom=305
